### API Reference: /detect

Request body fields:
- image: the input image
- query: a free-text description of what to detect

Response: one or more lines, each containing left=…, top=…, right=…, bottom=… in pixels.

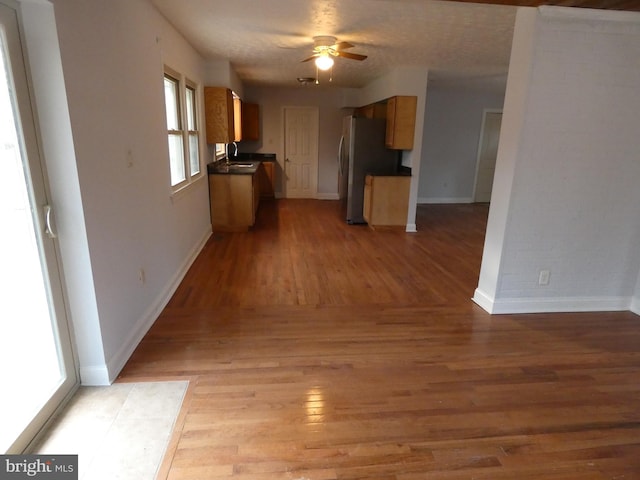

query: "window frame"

left=215, top=143, right=226, bottom=161
left=163, top=66, right=203, bottom=193
left=185, top=81, right=200, bottom=177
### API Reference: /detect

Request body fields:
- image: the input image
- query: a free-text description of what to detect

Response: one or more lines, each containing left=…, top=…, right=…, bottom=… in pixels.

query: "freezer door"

left=337, top=134, right=348, bottom=199
left=339, top=116, right=352, bottom=220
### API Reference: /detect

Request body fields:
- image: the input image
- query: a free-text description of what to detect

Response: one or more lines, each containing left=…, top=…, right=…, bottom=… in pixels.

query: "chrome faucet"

left=224, top=142, right=238, bottom=165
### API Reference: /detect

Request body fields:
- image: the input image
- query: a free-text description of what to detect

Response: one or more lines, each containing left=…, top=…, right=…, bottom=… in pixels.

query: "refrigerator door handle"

left=338, top=135, right=345, bottom=172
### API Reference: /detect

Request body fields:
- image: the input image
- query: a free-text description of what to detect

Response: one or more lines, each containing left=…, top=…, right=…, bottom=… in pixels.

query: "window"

left=163, top=69, right=201, bottom=190
left=185, top=85, right=200, bottom=176
left=215, top=143, right=226, bottom=161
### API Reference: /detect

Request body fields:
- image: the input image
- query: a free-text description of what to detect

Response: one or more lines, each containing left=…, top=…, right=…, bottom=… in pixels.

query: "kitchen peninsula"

left=207, top=154, right=276, bottom=231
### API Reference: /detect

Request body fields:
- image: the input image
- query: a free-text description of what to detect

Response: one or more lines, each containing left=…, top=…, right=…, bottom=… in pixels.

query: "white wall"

left=51, top=0, right=212, bottom=383
left=240, top=85, right=355, bottom=198
left=205, top=59, right=244, bottom=98
left=475, top=7, right=640, bottom=315
left=419, top=84, right=505, bottom=203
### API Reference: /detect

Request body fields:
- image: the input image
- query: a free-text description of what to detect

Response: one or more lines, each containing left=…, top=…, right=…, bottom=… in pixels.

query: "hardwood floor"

left=119, top=200, right=640, bottom=480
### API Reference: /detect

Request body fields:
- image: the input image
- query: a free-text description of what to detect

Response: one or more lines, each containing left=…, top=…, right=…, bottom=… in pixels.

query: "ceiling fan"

left=301, top=36, right=367, bottom=71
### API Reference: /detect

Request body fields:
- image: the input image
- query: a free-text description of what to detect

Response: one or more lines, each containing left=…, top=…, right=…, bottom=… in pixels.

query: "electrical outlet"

left=138, top=268, right=146, bottom=285
left=538, top=269, right=550, bottom=286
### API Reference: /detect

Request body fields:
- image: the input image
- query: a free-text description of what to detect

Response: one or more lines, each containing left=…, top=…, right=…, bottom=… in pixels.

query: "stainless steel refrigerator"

left=338, top=116, right=399, bottom=224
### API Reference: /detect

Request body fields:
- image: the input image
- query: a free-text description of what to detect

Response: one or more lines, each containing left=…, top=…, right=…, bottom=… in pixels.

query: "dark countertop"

left=207, top=160, right=261, bottom=175
left=364, top=165, right=412, bottom=177
left=366, top=172, right=412, bottom=177
left=365, top=167, right=412, bottom=177
left=231, top=152, right=277, bottom=162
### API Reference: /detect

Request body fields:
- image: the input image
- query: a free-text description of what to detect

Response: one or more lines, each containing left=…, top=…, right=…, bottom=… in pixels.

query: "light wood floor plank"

left=118, top=200, right=640, bottom=479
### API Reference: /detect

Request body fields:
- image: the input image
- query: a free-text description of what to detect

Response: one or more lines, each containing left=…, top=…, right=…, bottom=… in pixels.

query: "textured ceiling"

left=150, top=0, right=518, bottom=88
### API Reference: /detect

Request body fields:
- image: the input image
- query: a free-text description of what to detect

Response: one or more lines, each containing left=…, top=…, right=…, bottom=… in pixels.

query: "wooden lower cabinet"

left=363, top=175, right=410, bottom=228
left=209, top=172, right=259, bottom=231
left=258, top=162, right=275, bottom=198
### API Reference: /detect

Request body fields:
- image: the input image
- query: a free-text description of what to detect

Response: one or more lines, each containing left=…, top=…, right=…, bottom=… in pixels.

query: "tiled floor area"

left=33, top=381, right=188, bottom=480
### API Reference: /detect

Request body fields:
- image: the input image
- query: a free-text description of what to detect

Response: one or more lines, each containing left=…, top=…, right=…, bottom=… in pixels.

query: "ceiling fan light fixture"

left=315, top=52, right=334, bottom=71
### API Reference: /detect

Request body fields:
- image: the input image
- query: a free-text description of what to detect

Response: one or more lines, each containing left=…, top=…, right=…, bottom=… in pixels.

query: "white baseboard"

left=418, top=197, right=474, bottom=204
left=473, top=289, right=632, bottom=314
left=405, top=223, right=417, bottom=233
left=104, top=226, right=212, bottom=384
left=317, top=193, right=340, bottom=200
left=631, top=296, right=640, bottom=316
left=472, top=288, right=495, bottom=313
left=79, top=365, right=111, bottom=386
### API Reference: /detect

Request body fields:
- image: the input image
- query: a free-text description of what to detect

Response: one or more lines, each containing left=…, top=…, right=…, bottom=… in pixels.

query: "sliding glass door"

left=0, top=1, right=77, bottom=453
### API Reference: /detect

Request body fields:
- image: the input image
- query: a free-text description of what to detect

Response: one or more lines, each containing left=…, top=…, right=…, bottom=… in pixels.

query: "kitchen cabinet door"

left=209, top=173, right=258, bottom=231
left=204, top=87, right=234, bottom=144
left=385, top=96, right=417, bottom=150
left=363, top=175, right=373, bottom=222
left=363, top=175, right=410, bottom=228
left=355, top=102, right=387, bottom=119
left=241, top=103, right=260, bottom=141
left=233, top=97, right=242, bottom=142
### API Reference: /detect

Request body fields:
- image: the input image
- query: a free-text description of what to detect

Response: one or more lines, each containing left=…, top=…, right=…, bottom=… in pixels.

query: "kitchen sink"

left=228, top=163, right=254, bottom=168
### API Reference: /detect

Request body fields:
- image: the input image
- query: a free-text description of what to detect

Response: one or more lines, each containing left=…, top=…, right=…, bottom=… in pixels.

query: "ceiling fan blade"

left=301, top=54, right=319, bottom=63
left=333, top=41, right=355, bottom=51
left=337, top=51, right=367, bottom=61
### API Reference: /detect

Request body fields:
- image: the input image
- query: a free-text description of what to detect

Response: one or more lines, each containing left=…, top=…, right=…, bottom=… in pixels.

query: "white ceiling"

left=150, top=0, right=518, bottom=89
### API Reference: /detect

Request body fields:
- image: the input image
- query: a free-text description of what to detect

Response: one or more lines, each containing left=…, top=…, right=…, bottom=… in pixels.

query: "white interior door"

left=283, top=107, right=318, bottom=198
left=473, top=110, right=502, bottom=203
left=0, top=2, right=77, bottom=453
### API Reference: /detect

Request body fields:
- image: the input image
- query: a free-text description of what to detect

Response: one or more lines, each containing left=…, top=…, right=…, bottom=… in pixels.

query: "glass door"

left=0, top=1, right=77, bottom=453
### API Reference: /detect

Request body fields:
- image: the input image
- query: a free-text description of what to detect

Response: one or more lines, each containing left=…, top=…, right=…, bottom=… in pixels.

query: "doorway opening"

left=473, top=109, right=502, bottom=203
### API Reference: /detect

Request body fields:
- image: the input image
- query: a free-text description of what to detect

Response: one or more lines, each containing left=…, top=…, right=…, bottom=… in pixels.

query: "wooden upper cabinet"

left=233, top=97, right=242, bottom=142
left=241, top=103, right=260, bottom=141
left=354, top=102, right=386, bottom=119
left=204, top=87, right=244, bottom=143
left=385, top=95, right=417, bottom=150
left=204, top=87, right=234, bottom=144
